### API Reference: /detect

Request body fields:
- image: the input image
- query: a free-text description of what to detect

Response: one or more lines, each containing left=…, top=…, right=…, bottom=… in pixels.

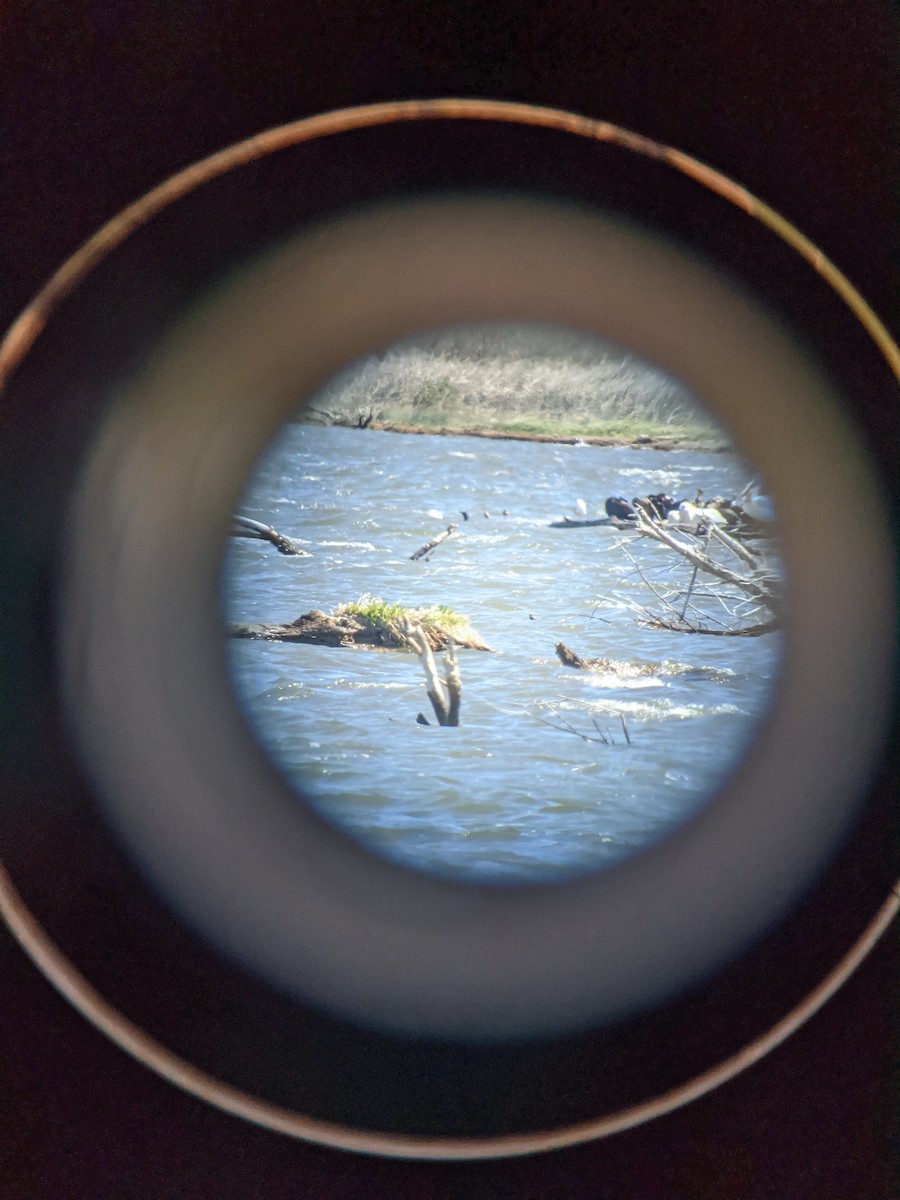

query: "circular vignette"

left=1, top=858, right=896, bottom=1160
left=57, top=193, right=895, bottom=1041
left=0, top=101, right=896, bottom=1158
left=222, top=324, right=783, bottom=888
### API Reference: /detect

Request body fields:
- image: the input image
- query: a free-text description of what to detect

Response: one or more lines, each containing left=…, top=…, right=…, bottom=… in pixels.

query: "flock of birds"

left=591, top=487, right=774, bottom=530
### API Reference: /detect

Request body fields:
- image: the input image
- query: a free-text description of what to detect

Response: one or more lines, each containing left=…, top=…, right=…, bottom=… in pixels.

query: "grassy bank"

left=299, top=323, right=728, bottom=451
left=362, top=414, right=727, bottom=450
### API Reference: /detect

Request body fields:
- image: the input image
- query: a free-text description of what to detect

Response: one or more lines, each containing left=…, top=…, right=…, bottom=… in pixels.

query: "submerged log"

left=230, top=605, right=492, bottom=651
left=555, top=641, right=653, bottom=674
left=410, top=524, right=457, bottom=560
left=554, top=641, right=748, bottom=677
left=548, top=515, right=619, bottom=529
left=230, top=515, right=309, bottom=556
left=555, top=642, right=589, bottom=669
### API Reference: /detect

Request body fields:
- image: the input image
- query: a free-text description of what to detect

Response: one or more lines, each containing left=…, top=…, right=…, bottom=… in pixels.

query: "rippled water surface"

left=224, top=424, right=783, bottom=883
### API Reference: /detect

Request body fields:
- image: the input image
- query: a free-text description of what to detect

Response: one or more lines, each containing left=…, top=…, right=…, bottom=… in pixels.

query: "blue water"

left=223, top=424, right=783, bottom=884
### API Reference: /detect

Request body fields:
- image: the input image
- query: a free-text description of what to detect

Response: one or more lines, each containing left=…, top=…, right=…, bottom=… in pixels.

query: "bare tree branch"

left=530, top=704, right=623, bottom=745
left=708, top=521, right=759, bottom=567
left=638, top=616, right=778, bottom=636
left=634, top=510, right=777, bottom=606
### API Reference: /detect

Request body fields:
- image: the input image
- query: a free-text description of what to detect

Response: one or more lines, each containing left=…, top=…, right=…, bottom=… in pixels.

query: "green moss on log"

left=231, top=595, right=492, bottom=650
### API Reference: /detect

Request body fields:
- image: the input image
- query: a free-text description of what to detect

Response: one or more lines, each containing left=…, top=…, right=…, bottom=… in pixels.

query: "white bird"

left=670, top=500, right=698, bottom=524
left=670, top=500, right=728, bottom=527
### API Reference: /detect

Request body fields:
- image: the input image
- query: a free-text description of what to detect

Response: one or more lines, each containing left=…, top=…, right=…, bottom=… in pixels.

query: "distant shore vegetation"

left=299, top=323, right=727, bottom=450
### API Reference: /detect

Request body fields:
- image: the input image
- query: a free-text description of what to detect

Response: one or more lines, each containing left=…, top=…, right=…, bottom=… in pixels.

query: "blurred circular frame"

left=1, top=99, right=897, bottom=1159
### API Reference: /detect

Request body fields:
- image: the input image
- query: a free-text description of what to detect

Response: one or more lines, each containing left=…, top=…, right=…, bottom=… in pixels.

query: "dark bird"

left=631, top=496, right=655, bottom=518
left=632, top=493, right=679, bottom=520
left=604, top=496, right=636, bottom=520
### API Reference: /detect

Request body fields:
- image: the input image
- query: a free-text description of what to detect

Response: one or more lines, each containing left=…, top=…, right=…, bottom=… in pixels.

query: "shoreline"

left=303, top=418, right=730, bottom=453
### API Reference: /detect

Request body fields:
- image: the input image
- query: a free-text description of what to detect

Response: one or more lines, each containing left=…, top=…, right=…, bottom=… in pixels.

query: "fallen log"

left=230, top=598, right=492, bottom=651
left=554, top=641, right=738, bottom=675
left=555, top=641, right=659, bottom=675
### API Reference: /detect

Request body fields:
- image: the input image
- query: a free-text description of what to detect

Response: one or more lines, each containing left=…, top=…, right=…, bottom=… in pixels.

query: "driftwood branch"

left=678, top=528, right=708, bottom=619
left=634, top=510, right=776, bottom=605
left=598, top=510, right=783, bottom=637
left=230, top=515, right=309, bottom=556
left=620, top=544, right=710, bottom=628
left=707, top=521, right=759, bottom=567
left=639, top=616, right=779, bottom=636
left=402, top=619, right=461, bottom=725
left=410, top=524, right=458, bottom=561
left=530, top=703, right=629, bottom=746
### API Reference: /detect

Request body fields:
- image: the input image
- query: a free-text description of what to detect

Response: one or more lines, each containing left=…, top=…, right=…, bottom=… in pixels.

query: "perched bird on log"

left=632, top=494, right=679, bottom=520
left=604, top=496, right=636, bottom=520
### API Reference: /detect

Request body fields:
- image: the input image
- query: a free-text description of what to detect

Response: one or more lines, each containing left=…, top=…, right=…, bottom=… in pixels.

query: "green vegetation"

left=338, top=596, right=409, bottom=624
left=412, top=377, right=462, bottom=411
left=453, top=416, right=724, bottom=448
left=331, top=596, right=489, bottom=651
left=337, top=595, right=470, bottom=634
